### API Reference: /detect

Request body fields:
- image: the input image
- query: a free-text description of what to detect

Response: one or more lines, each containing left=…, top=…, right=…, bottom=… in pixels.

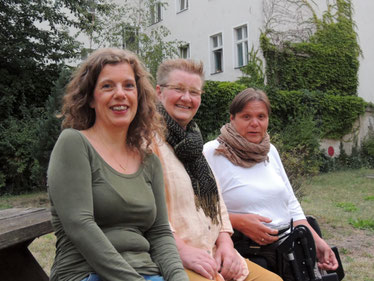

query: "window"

left=179, top=44, right=190, bottom=59
left=150, top=2, right=163, bottom=24
left=234, top=25, right=249, bottom=67
left=177, top=0, right=188, bottom=12
left=122, top=26, right=139, bottom=52
left=210, top=33, right=223, bottom=73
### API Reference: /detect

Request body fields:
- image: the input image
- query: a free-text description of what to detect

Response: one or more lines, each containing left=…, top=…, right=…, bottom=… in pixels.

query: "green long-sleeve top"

left=47, top=129, right=188, bottom=281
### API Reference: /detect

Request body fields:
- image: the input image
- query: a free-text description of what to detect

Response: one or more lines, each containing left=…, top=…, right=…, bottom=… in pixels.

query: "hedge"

left=196, top=82, right=366, bottom=141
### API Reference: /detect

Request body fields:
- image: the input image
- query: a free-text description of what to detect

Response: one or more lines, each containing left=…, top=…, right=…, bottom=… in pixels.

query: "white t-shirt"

left=203, top=140, right=305, bottom=228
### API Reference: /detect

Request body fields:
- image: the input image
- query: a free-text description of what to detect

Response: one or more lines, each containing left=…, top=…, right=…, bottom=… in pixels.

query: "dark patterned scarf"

left=159, top=105, right=221, bottom=224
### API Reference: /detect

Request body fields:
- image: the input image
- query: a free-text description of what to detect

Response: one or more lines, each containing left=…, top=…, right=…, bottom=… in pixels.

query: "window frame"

left=179, top=43, right=190, bottom=59
left=234, top=24, right=249, bottom=68
left=177, top=0, right=189, bottom=13
left=150, top=1, right=163, bottom=25
left=210, top=33, right=223, bottom=74
left=122, top=25, right=139, bottom=51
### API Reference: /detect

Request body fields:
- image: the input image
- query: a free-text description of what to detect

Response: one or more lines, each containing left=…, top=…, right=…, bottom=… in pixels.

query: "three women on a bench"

left=48, top=47, right=334, bottom=281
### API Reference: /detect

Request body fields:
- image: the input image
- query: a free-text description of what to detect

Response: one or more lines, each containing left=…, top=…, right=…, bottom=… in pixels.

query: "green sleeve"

left=48, top=129, right=144, bottom=281
left=145, top=155, right=188, bottom=281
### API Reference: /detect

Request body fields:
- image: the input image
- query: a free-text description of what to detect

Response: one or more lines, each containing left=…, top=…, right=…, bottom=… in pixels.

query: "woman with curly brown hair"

left=47, top=48, right=188, bottom=281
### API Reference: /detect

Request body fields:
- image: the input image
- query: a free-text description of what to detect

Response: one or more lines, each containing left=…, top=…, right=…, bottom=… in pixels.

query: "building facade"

left=149, top=0, right=264, bottom=82
left=147, top=0, right=374, bottom=103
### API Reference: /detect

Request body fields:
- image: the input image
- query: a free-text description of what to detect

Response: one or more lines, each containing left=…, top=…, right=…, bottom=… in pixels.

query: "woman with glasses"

left=203, top=88, right=338, bottom=280
left=152, top=59, right=282, bottom=281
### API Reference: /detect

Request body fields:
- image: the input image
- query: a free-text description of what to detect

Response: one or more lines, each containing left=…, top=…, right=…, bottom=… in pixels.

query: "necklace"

left=107, top=145, right=130, bottom=173
left=117, top=158, right=128, bottom=172
left=89, top=128, right=130, bottom=173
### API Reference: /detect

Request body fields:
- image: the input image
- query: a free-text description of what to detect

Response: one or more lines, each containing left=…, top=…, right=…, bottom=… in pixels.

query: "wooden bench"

left=0, top=207, right=53, bottom=281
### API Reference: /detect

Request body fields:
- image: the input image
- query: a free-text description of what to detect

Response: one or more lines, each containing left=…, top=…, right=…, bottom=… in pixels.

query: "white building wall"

left=354, top=1, right=374, bottom=103
left=154, top=0, right=373, bottom=103
left=153, top=0, right=264, bottom=82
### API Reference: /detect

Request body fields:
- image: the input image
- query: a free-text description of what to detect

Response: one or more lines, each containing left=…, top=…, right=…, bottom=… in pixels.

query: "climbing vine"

left=261, top=0, right=360, bottom=96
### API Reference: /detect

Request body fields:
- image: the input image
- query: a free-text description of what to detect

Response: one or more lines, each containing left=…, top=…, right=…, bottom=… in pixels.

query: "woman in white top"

left=203, top=88, right=338, bottom=279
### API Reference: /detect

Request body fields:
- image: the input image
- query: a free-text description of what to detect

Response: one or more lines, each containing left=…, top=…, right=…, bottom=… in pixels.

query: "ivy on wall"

left=261, top=0, right=360, bottom=96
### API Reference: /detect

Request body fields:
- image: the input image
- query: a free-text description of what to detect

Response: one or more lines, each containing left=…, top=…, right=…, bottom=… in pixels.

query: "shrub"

left=266, top=88, right=366, bottom=139
left=196, top=81, right=246, bottom=140
left=0, top=68, right=69, bottom=195
left=270, top=112, right=321, bottom=198
left=0, top=114, right=42, bottom=194
left=360, top=131, right=374, bottom=168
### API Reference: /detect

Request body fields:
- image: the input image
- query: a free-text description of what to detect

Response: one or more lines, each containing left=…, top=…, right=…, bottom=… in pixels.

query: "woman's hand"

left=229, top=213, right=279, bottom=245
left=175, top=236, right=218, bottom=280
left=315, top=238, right=339, bottom=271
left=215, top=233, right=245, bottom=280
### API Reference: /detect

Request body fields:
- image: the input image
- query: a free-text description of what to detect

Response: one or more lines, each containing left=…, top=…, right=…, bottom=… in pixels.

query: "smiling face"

left=90, top=62, right=138, bottom=131
left=230, top=100, right=269, bottom=144
left=157, top=69, right=203, bottom=129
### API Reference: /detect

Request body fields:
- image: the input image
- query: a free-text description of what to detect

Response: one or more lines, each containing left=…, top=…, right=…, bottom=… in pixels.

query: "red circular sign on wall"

left=328, top=146, right=334, bottom=157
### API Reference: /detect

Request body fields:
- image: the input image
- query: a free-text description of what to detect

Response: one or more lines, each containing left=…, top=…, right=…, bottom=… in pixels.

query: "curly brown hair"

left=62, top=48, right=164, bottom=157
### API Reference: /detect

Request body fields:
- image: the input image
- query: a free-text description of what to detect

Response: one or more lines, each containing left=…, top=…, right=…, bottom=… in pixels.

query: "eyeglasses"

left=160, top=84, right=203, bottom=97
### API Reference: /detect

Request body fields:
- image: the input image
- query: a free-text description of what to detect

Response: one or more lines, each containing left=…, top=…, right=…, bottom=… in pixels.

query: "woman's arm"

left=229, top=213, right=278, bottom=245
left=48, top=130, right=143, bottom=281
left=145, top=155, right=189, bottom=281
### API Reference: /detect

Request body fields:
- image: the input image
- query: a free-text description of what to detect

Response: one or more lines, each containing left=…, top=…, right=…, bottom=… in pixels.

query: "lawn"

left=1, top=168, right=373, bottom=280
left=301, top=168, right=374, bottom=281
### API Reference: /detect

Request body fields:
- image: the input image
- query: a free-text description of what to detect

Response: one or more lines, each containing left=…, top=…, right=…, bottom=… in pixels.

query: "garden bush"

left=361, top=132, right=374, bottom=167
left=195, top=80, right=246, bottom=140
left=266, top=88, right=366, bottom=139
left=270, top=111, right=322, bottom=197
left=0, top=114, right=42, bottom=194
left=0, top=68, right=69, bottom=195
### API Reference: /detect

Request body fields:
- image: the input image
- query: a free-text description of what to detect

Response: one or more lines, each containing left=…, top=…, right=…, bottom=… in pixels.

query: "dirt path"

left=323, top=224, right=374, bottom=280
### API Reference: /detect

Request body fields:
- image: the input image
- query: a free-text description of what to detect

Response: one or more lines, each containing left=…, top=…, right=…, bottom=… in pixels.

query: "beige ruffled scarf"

left=216, top=123, right=270, bottom=168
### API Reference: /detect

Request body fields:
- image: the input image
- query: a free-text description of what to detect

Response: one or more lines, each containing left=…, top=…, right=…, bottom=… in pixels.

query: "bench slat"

left=0, top=208, right=53, bottom=250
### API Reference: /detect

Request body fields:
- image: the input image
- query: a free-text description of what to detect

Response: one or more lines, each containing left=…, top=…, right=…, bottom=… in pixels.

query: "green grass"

left=349, top=218, right=374, bottom=231
left=301, top=168, right=374, bottom=281
left=336, top=202, right=358, bottom=212
left=0, top=191, right=50, bottom=210
left=29, top=233, right=56, bottom=276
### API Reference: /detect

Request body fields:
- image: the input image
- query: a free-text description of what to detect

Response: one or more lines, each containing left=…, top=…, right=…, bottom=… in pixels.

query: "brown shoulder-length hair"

left=230, top=88, right=271, bottom=117
left=62, top=48, right=164, bottom=157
